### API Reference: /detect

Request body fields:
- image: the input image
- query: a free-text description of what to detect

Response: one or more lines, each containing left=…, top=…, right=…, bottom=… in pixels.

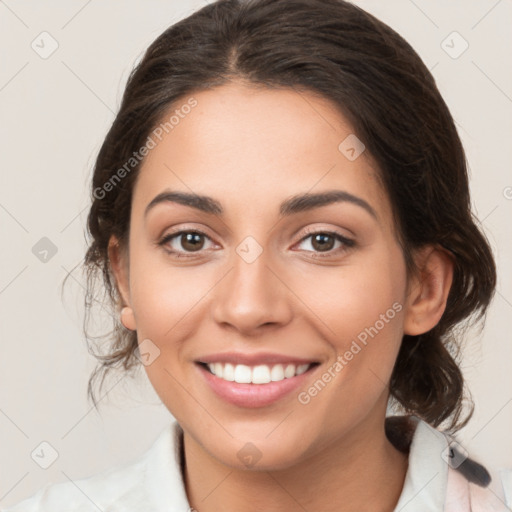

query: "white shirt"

left=3, top=416, right=511, bottom=511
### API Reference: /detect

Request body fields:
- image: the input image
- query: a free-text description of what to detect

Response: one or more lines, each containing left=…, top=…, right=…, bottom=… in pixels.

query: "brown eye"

left=179, top=232, right=205, bottom=252
left=158, top=230, right=214, bottom=257
left=310, top=233, right=336, bottom=252
left=296, top=230, right=355, bottom=257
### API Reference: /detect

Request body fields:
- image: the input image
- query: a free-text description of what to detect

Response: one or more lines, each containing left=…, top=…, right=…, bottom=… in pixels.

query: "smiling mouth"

left=198, top=361, right=320, bottom=384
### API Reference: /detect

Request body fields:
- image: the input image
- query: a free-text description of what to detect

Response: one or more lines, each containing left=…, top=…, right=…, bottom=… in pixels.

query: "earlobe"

left=120, top=306, right=137, bottom=331
left=403, top=245, right=454, bottom=336
left=108, top=235, right=136, bottom=330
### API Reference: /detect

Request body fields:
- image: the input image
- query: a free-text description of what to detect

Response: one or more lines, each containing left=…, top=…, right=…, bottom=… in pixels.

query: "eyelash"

left=157, top=227, right=356, bottom=260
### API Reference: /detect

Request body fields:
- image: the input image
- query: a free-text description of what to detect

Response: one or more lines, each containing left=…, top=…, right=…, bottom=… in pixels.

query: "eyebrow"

left=144, top=189, right=378, bottom=220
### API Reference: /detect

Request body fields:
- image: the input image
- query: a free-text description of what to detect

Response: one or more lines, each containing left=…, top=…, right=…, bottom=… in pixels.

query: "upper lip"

left=196, top=352, right=320, bottom=366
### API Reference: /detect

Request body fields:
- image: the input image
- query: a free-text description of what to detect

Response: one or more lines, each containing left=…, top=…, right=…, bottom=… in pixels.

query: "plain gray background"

left=1, top=0, right=511, bottom=507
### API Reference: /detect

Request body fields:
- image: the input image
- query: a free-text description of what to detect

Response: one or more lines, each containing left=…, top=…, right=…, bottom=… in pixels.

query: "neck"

left=182, top=415, right=409, bottom=512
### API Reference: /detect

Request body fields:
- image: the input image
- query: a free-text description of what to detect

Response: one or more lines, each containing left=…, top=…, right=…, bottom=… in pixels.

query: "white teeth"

left=270, top=364, right=284, bottom=381
left=296, top=364, right=309, bottom=375
left=284, top=364, right=295, bottom=378
left=213, top=362, right=223, bottom=379
left=205, top=362, right=313, bottom=384
left=223, top=363, right=235, bottom=381
left=234, top=364, right=252, bottom=383
left=252, top=365, right=271, bottom=384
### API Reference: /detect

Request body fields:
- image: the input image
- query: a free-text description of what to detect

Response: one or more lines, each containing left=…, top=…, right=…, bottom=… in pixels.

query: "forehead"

left=132, top=82, right=392, bottom=228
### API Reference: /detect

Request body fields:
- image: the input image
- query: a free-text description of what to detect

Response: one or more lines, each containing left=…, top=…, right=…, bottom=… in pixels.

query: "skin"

left=109, top=81, right=454, bottom=512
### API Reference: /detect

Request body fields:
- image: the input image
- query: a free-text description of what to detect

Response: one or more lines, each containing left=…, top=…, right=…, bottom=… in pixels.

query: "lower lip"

left=196, top=363, right=318, bottom=408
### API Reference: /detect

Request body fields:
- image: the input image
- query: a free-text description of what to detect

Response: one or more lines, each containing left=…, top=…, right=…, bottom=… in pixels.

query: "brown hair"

left=78, top=0, right=496, bottom=434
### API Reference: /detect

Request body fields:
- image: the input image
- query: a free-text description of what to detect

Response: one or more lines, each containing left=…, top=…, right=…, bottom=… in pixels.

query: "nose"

left=211, top=245, right=293, bottom=336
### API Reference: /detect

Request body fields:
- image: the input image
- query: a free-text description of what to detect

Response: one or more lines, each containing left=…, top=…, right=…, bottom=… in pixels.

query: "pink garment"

left=445, top=464, right=511, bottom=511
left=386, top=415, right=511, bottom=511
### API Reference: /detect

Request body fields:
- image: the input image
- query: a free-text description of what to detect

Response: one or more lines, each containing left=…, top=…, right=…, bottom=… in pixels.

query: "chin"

left=197, top=428, right=312, bottom=472
left=217, top=444, right=307, bottom=472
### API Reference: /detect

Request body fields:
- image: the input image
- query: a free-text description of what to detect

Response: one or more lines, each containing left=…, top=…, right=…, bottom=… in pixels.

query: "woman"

left=5, top=0, right=511, bottom=510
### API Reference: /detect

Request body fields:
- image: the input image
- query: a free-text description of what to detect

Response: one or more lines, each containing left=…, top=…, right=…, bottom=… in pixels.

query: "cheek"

left=301, top=243, right=407, bottom=397
left=126, top=247, right=219, bottom=408
left=338, top=246, right=406, bottom=364
left=295, top=243, right=406, bottom=346
left=126, top=249, right=207, bottom=414
left=128, top=241, right=211, bottom=341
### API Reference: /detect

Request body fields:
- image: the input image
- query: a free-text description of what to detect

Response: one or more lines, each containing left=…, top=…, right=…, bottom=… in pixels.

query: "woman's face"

left=116, top=82, right=415, bottom=469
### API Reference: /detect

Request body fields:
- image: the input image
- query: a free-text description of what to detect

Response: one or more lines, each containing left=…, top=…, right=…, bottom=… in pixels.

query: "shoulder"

left=2, top=421, right=189, bottom=512
left=441, top=430, right=512, bottom=510
left=387, top=415, right=512, bottom=511
left=2, top=454, right=149, bottom=512
left=445, top=461, right=512, bottom=511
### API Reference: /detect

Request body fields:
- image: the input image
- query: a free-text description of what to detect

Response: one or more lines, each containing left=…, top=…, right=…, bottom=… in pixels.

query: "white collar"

left=134, top=419, right=190, bottom=511
left=142, top=416, right=449, bottom=511
left=7, top=415, right=510, bottom=511
left=392, top=417, right=449, bottom=511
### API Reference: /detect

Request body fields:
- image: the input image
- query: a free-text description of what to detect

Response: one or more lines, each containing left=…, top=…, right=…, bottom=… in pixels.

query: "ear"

left=403, top=245, right=454, bottom=336
left=108, top=235, right=136, bottom=331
